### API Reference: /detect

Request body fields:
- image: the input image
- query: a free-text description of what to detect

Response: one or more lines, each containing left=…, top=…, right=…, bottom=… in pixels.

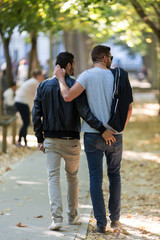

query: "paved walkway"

left=0, top=149, right=92, bottom=240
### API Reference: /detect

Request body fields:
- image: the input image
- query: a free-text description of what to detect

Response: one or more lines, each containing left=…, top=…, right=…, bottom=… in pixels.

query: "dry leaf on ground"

left=34, top=215, right=43, bottom=218
left=16, top=222, right=27, bottom=227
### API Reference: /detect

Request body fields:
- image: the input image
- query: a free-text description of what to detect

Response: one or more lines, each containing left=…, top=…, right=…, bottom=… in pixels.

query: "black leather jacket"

left=32, top=74, right=106, bottom=143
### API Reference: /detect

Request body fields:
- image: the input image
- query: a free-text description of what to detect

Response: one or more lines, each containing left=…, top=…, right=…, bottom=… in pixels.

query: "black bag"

left=108, top=67, right=130, bottom=132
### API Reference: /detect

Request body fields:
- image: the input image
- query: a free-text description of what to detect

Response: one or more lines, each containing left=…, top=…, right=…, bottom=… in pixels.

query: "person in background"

left=55, top=45, right=133, bottom=233
left=3, top=82, right=17, bottom=115
left=15, top=69, right=44, bottom=147
left=17, top=58, right=28, bottom=86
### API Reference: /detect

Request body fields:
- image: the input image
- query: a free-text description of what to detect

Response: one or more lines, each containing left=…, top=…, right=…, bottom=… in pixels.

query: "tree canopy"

left=0, top=0, right=159, bottom=52
left=59, top=0, right=160, bottom=54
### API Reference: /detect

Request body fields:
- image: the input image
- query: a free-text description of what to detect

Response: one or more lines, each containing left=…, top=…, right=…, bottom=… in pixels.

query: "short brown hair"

left=91, top=45, right=111, bottom=63
left=32, top=69, right=42, bottom=78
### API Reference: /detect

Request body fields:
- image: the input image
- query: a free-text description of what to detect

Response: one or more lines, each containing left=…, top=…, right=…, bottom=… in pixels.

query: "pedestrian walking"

left=17, top=58, right=28, bottom=86
left=3, top=82, right=17, bottom=115
left=55, top=45, right=133, bottom=233
left=32, top=51, right=115, bottom=231
left=15, top=69, right=44, bottom=147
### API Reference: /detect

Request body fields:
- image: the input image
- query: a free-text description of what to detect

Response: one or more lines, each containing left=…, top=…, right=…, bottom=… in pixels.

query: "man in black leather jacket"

left=32, top=51, right=115, bottom=231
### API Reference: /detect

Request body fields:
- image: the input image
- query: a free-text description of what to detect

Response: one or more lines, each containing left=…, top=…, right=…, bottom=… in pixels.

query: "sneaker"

left=68, top=214, right=80, bottom=225
left=97, top=226, right=106, bottom=233
left=49, top=221, right=62, bottom=230
left=110, top=221, right=121, bottom=229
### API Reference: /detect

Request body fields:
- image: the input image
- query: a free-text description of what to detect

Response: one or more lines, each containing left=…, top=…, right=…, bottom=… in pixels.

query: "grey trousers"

left=43, top=138, right=81, bottom=222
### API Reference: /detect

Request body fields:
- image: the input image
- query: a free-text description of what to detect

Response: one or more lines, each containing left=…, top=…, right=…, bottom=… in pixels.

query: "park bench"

left=0, top=115, right=17, bottom=153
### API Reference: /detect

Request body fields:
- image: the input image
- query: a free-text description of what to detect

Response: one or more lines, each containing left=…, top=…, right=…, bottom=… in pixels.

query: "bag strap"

left=113, top=67, right=120, bottom=97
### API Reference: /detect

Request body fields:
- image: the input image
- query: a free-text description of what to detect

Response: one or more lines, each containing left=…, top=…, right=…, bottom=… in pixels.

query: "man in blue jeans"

left=55, top=45, right=133, bottom=233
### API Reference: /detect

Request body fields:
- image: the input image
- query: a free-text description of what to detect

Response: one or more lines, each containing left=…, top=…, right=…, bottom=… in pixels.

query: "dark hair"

left=31, top=69, right=42, bottom=78
left=91, top=45, right=111, bottom=63
left=55, top=51, right=74, bottom=69
left=10, top=82, right=16, bottom=87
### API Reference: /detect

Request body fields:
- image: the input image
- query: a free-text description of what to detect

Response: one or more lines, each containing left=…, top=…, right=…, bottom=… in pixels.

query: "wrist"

left=59, top=77, right=66, bottom=83
left=99, top=125, right=106, bottom=134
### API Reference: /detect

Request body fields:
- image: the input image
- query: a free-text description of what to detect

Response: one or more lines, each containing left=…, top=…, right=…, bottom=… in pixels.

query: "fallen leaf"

left=90, top=218, right=96, bottom=223
left=0, top=212, right=4, bottom=215
left=121, top=228, right=130, bottom=235
left=139, top=226, right=145, bottom=230
left=4, top=209, right=11, bottom=211
left=141, top=230, right=148, bottom=234
left=34, top=215, right=43, bottom=218
left=113, top=229, right=121, bottom=237
left=5, top=167, right=11, bottom=172
left=16, top=222, right=27, bottom=227
left=139, top=226, right=148, bottom=234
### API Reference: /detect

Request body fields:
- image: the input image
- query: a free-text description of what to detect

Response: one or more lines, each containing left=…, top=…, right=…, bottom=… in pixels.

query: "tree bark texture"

left=63, top=30, right=93, bottom=76
left=0, top=31, right=14, bottom=88
left=49, top=31, right=54, bottom=77
left=28, top=31, right=40, bottom=78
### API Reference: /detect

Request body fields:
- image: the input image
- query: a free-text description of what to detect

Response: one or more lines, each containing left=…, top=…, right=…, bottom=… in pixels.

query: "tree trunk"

left=144, top=33, right=160, bottom=115
left=3, top=38, right=14, bottom=87
left=49, top=30, right=54, bottom=77
left=28, top=31, right=40, bottom=78
left=63, top=30, right=93, bottom=76
left=63, top=30, right=73, bottom=52
left=0, top=31, right=14, bottom=88
left=150, top=34, right=159, bottom=89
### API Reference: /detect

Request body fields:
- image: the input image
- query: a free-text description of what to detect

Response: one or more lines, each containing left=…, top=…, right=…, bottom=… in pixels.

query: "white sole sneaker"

left=49, top=222, right=62, bottom=230
left=68, top=214, right=80, bottom=225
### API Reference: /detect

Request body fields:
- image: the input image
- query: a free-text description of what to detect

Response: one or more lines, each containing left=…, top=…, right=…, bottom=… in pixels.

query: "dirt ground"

left=0, top=117, right=36, bottom=176
left=85, top=92, right=160, bottom=240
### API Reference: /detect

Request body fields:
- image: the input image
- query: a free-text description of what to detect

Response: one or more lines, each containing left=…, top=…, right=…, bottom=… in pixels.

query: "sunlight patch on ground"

left=78, top=204, right=92, bottom=209
left=26, top=134, right=38, bottom=147
left=16, top=180, right=44, bottom=185
left=129, top=74, right=152, bottom=89
left=132, top=103, right=159, bottom=116
left=0, top=134, right=37, bottom=147
left=80, top=214, right=92, bottom=224
left=133, top=93, right=157, bottom=101
left=121, top=214, right=160, bottom=235
left=123, top=150, right=160, bottom=163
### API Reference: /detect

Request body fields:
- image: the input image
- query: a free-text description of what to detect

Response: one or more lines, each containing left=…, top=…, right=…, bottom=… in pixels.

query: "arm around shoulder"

left=60, top=81, right=85, bottom=102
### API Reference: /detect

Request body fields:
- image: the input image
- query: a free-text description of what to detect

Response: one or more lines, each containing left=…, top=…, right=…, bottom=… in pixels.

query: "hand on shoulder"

left=54, top=65, right=66, bottom=82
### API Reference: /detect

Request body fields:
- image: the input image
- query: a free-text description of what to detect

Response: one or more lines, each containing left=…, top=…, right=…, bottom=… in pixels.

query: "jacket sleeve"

left=32, top=85, right=44, bottom=143
left=75, top=91, right=106, bottom=134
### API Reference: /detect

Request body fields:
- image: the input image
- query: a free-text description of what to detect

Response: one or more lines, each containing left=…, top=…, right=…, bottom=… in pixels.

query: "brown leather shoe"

left=97, top=226, right=106, bottom=233
left=110, top=221, right=121, bottom=228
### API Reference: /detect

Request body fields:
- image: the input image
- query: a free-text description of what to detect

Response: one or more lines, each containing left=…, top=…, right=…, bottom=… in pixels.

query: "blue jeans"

left=84, top=133, right=122, bottom=227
